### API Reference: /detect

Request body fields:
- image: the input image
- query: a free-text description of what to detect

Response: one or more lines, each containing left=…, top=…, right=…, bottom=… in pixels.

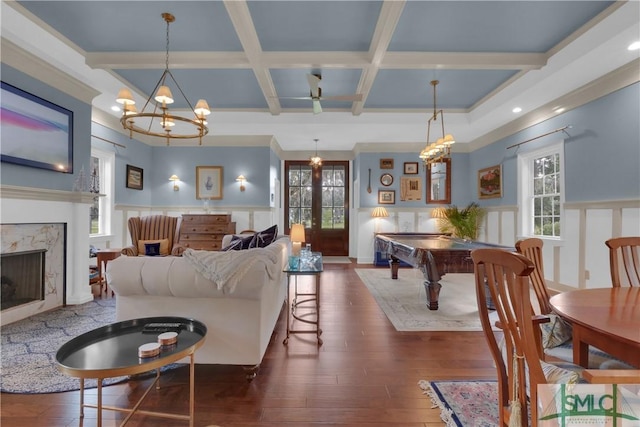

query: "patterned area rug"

left=356, top=268, right=487, bottom=331
left=419, top=380, right=499, bottom=427
left=2, top=298, right=159, bottom=394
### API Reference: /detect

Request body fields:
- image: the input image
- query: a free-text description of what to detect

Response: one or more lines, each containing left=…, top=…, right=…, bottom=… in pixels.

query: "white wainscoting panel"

left=584, top=208, right=614, bottom=288
left=397, top=212, right=415, bottom=232
left=621, top=207, right=640, bottom=235
left=559, top=209, right=581, bottom=289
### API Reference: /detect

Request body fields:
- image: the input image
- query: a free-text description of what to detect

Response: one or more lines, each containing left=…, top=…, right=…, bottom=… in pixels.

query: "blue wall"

left=470, top=82, right=640, bottom=205
left=356, top=82, right=640, bottom=208
left=1, top=64, right=92, bottom=191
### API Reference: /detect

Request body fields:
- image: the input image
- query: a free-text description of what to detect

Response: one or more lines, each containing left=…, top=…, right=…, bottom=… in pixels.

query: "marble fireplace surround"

left=0, top=185, right=94, bottom=326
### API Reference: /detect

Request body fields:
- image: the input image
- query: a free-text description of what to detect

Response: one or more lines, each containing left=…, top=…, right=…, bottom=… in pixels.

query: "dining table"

left=549, top=286, right=640, bottom=368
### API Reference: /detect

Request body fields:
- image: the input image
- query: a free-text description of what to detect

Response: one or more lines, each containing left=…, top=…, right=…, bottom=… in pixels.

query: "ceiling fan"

left=278, top=74, right=363, bottom=114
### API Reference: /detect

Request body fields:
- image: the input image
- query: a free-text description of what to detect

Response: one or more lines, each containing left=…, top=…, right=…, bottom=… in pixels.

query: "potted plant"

left=438, top=202, right=486, bottom=240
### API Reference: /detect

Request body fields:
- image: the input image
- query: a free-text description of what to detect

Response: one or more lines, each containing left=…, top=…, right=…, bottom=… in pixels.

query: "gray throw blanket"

left=183, top=246, right=280, bottom=293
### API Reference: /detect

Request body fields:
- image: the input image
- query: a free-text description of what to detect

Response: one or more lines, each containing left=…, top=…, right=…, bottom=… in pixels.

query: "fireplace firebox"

left=1, top=249, right=46, bottom=311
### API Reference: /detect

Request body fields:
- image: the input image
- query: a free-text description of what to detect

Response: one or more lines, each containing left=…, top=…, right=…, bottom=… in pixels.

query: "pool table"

left=375, top=233, right=512, bottom=310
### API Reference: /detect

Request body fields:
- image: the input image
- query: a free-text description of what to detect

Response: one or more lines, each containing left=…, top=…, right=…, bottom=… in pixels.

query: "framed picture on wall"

left=378, top=190, right=395, bottom=204
left=196, top=165, right=223, bottom=200
left=126, top=164, right=143, bottom=190
left=478, top=164, right=502, bottom=199
left=400, top=177, right=422, bottom=201
left=1, top=81, right=74, bottom=173
left=380, top=158, right=394, bottom=169
left=403, top=162, right=419, bottom=174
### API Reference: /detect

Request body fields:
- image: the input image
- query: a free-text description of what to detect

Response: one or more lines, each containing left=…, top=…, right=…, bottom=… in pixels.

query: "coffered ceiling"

left=2, top=1, right=639, bottom=151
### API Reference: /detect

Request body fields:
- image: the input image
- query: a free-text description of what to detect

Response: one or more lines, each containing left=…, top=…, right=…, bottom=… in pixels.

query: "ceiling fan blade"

left=276, top=96, right=313, bottom=100
left=312, top=99, right=322, bottom=115
left=307, top=74, right=321, bottom=98
left=320, top=94, right=363, bottom=102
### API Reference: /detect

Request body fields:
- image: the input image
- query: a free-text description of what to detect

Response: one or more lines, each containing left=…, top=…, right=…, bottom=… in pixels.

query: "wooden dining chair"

left=472, top=248, right=640, bottom=427
left=605, top=236, right=640, bottom=287
left=516, top=237, right=634, bottom=369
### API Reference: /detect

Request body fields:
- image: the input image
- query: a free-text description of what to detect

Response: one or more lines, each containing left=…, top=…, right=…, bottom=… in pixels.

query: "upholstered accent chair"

left=605, top=236, right=640, bottom=287
left=121, top=215, right=184, bottom=256
left=471, top=248, right=640, bottom=427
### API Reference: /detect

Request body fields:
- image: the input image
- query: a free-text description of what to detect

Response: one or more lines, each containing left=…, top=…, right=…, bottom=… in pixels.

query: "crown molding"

left=1, top=38, right=99, bottom=104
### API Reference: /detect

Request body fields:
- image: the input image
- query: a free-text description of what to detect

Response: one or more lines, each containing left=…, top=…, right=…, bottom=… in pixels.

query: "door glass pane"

left=319, top=165, right=345, bottom=229
left=288, top=165, right=313, bottom=229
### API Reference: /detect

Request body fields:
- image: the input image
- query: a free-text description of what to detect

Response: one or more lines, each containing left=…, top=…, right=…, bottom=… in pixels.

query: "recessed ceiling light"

left=512, top=107, right=522, bottom=113
left=554, top=107, right=566, bottom=114
left=628, top=41, right=640, bottom=51
left=111, top=105, right=121, bottom=112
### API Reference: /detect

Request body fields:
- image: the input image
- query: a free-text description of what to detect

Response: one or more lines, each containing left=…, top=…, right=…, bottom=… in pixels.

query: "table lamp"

left=371, top=207, right=389, bottom=233
left=290, top=223, right=305, bottom=256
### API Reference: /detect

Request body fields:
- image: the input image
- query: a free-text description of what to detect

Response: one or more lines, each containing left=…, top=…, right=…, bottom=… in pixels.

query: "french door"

left=284, top=161, right=349, bottom=256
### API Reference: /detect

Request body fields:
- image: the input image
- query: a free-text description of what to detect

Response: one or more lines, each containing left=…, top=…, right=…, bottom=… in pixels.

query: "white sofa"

left=106, top=234, right=289, bottom=378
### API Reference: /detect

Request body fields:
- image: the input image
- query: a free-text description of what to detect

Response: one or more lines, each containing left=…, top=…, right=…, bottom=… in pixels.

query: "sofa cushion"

left=138, top=239, right=169, bottom=256
left=249, top=225, right=278, bottom=248
left=222, top=234, right=254, bottom=251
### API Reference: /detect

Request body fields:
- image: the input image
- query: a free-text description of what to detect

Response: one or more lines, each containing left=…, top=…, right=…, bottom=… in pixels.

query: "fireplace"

left=1, top=249, right=46, bottom=310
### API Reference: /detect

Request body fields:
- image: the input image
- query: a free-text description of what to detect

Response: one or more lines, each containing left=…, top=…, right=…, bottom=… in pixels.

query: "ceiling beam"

left=381, top=52, right=547, bottom=70
left=86, top=52, right=250, bottom=69
left=224, top=0, right=281, bottom=115
left=353, top=0, right=406, bottom=116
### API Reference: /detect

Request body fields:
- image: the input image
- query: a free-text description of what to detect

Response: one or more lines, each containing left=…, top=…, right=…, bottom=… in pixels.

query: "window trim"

left=517, top=140, right=565, bottom=240
left=90, top=147, right=115, bottom=237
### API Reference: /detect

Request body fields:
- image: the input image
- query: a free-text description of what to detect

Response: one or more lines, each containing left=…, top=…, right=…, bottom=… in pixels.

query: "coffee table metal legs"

left=80, top=354, right=197, bottom=426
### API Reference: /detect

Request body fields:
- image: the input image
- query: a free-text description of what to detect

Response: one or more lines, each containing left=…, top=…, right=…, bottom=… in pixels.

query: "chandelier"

left=309, top=138, right=322, bottom=168
left=419, top=80, right=455, bottom=166
left=115, top=13, right=210, bottom=146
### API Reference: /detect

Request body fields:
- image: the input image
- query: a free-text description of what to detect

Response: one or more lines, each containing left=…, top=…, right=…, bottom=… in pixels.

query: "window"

left=518, top=142, right=564, bottom=238
left=90, top=148, right=114, bottom=236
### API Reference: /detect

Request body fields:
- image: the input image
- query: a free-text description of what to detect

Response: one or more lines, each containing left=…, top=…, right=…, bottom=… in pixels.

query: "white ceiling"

left=2, top=1, right=639, bottom=152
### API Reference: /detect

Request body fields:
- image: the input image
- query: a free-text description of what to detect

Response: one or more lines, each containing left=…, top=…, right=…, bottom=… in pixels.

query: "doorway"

left=284, top=161, right=349, bottom=256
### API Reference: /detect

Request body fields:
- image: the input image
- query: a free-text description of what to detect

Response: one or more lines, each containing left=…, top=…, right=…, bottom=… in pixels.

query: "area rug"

left=419, top=379, right=499, bottom=427
left=356, top=268, right=486, bottom=331
left=1, top=298, right=176, bottom=394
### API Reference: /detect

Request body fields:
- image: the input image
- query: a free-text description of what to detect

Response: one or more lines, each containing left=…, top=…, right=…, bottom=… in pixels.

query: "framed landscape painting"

left=378, top=190, right=395, bottom=204
left=1, top=81, right=73, bottom=173
left=196, top=166, right=223, bottom=200
left=478, top=165, right=502, bottom=199
left=126, top=165, right=143, bottom=190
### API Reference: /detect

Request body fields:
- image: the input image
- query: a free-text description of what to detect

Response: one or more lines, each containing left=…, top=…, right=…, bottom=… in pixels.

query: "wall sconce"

left=371, top=206, right=389, bottom=233
left=236, top=175, right=246, bottom=192
left=290, top=223, right=305, bottom=256
left=169, top=174, right=180, bottom=191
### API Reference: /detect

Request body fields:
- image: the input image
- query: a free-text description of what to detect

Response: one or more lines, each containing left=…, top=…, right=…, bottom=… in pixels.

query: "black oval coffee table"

left=56, top=316, right=206, bottom=427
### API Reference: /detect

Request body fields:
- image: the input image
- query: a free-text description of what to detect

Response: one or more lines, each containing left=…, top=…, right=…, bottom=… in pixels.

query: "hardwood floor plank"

left=1, top=264, right=496, bottom=426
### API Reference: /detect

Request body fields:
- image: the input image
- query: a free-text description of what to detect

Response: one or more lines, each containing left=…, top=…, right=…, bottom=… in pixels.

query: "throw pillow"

left=540, top=314, right=573, bottom=349
left=248, top=224, right=278, bottom=248
left=221, top=234, right=254, bottom=251
left=138, top=239, right=170, bottom=256
left=144, top=242, right=161, bottom=256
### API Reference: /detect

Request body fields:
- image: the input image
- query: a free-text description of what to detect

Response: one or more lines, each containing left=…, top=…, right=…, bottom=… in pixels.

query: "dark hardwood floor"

left=1, top=262, right=497, bottom=427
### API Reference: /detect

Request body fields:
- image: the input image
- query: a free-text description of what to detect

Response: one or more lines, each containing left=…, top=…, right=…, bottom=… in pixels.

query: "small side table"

left=283, top=252, right=323, bottom=345
left=96, top=248, right=121, bottom=295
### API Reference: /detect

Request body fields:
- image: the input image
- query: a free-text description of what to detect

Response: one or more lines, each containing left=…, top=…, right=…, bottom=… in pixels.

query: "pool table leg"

left=389, top=258, right=399, bottom=279
left=423, top=281, right=442, bottom=310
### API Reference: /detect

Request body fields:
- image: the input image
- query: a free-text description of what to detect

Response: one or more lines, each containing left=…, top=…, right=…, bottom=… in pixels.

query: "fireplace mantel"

left=1, top=186, right=93, bottom=325
left=1, top=185, right=96, bottom=204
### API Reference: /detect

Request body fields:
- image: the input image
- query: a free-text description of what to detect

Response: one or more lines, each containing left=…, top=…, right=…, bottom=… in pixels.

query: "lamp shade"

left=371, top=207, right=389, bottom=218
left=290, top=223, right=305, bottom=243
left=169, top=175, right=179, bottom=182
left=236, top=175, right=246, bottom=182
left=155, top=85, right=174, bottom=104
left=431, top=207, right=447, bottom=219
left=194, top=99, right=211, bottom=116
left=116, top=88, right=135, bottom=105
